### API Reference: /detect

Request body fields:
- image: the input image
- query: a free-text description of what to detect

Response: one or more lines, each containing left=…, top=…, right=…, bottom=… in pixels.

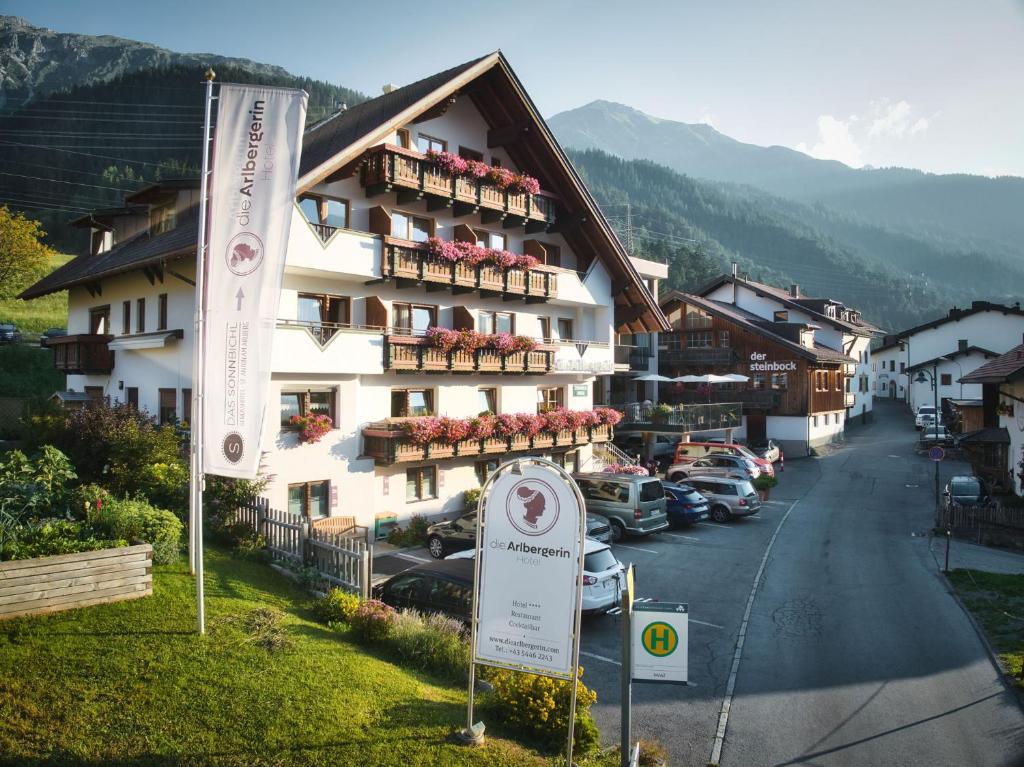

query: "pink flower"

left=292, top=413, right=333, bottom=444
left=425, top=150, right=467, bottom=176
left=513, top=335, right=537, bottom=353
left=458, top=329, right=487, bottom=353
left=402, top=417, right=442, bottom=446
left=438, top=416, right=471, bottom=445
left=464, top=159, right=489, bottom=179
left=515, top=254, right=540, bottom=271
left=605, top=463, right=649, bottom=476
left=511, top=174, right=541, bottom=195
left=565, top=410, right=591, bottom=431
left=469, top=415, right=496, bottom=440
left=541, top=408, right=570, bottom=434
left=494, top=413, right=521, bottom=439
left=492, top=332, right=517, bottom=355
left=426, top=326, right=460, bottom=353
left=518, top=413, right=545, bottom=438
left=486, top=166, right=516, bottom=189
left=426, top=236, right=464, bottom=263
left=593, top=407, right=623, bottom=426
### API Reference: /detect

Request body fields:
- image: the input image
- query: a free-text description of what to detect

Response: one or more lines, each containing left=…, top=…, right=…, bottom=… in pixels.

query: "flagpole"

left=190, top=67, right=215, bottom=634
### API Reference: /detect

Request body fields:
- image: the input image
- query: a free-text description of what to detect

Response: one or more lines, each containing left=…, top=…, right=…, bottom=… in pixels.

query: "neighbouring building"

left=658, top=291, right=856, bottom=456
left=21, top=52, right=668, bottom=536
left=605, top=255, right=668, bottom=406
left=872, top=302, right=1024, bottom=415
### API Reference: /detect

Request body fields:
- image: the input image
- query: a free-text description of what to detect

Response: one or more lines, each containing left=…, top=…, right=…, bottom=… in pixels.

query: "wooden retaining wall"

left=0, top=544, right=153, bottom=620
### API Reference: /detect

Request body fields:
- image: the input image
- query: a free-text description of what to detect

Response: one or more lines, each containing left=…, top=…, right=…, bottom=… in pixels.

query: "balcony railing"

left=615, top=402, right=742, bottom=432
left=660, top=347, right=735, bottom=365
left=385, top=336, right=553, bottom=374
left=44, top=334, right=114, bottom=374
left=614, top=345, right=653, bottom=371
left=310, top=222, right=338, bottom=243
left=362, top=144, right=559, bottom=231
left=362, top=422, right=612, bottom=465
left=675, top=389, right=781, bottom=409
left=382, top=240, right=554, bottom=301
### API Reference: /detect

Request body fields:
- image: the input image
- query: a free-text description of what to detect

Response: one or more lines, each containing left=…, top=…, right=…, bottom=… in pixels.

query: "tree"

left=0, top=207, right=57, bottom=300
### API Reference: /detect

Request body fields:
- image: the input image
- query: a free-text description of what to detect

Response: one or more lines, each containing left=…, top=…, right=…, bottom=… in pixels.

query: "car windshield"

left=737, top=481, right=756, bottom=496
left=583, top=547, right=618, bottom=573
left=952, top=480, right=981, bottom=496
left=919, top=406, right=936, bottom=413
left=639, top=480, right=664, bottom=502
left=671, top=486, right=703, bottom=501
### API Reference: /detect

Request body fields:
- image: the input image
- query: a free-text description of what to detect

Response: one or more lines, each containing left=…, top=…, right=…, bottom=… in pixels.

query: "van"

left=572, top=473, right=669, bottom=542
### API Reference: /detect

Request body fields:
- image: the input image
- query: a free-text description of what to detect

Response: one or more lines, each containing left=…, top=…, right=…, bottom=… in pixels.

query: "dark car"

left=373, top=558, right=474, bottom=622
left=663, top=482, right=709, bottom=526
left=40, top=327, right=67, bottom=346
left=426, top=512, right=477, bottom=559
left=0, top=324, right=23, bottom=345
left=943, top=475, right=989, bottom=510
left=919, top=425, right=954, bottom=448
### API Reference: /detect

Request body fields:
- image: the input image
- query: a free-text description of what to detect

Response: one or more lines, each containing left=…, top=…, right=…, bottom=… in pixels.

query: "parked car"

left=572, top=473, right=669, bottom=541
left=425, top=512, right=478, bottom=559
left=943, top=475, right=989, bottom=510
left=374, top=558, right=474, bottom=622
left=662, top=482, right=710, bottom=526
left=919, top=425, right=954, bottom=447
left=613, top=432, right=678, bottom=460
left=915, top=405, right=940, bottom=430
left=666, top=454, right=760, bottom=483
left=748, top=439, right=782, bottom=464
left=586, top=512, right=612, bottom=543
left=39, top=327, right=67, bottom=346
left=0, top=324, right=23, bottom=345
left=685, top=476, right=761, bottom=522
left=447, top=537, right=626, bottom=615
left=673, top=441, right=774, bottom=476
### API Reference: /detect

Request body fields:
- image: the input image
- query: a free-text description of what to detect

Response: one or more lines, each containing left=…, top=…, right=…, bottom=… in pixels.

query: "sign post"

left=620, top=565, right=634, bottom=767
left=466, top=457, right=586, bottom=766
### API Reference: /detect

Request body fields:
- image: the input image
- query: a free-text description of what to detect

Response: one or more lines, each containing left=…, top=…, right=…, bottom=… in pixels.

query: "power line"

left=0, top=140, right=199, bottom=164
left=0, top=130, right=202, bottom=138
left=0, top=158, right=147, bottom=185
left=0, top=197, right=94, bottom=214
left=2, top=98, right=205, bottom=109
left=0, top=171, right=140, bottom=192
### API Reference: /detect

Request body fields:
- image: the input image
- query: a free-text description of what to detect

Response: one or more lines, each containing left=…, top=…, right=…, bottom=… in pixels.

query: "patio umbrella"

left=633, top=373, right=675, bottom=382
left=671, top=373, right=736, bottom=383
left=723, top=373, right=750, bottom=382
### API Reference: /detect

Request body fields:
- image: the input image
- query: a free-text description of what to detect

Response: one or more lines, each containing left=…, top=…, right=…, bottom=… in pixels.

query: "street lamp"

left=915, top=360, right=941, bottom=521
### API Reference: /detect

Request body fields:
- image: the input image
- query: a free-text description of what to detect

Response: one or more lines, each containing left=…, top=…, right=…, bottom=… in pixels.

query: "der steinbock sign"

left=473, top=463, right=585, bottom=678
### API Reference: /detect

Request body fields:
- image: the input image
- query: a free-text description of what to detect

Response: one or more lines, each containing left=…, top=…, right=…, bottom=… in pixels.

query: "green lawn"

left=0, top=344, right=64, bottom=401
left=948, top=569, right=1024, bottom=689
left=0, top=549, right=613, bottom=766
left=0, top=254, right=72, bottom=336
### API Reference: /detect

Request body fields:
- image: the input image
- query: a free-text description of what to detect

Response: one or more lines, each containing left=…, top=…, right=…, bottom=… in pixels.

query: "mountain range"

left=2, top=16, right=1021, bottom=332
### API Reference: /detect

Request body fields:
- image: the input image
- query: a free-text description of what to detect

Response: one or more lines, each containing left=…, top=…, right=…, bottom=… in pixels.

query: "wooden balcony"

left=385, top=336, right=553, bottom=374
left=361, top=422, right=612, bottom=466
left=381, top=240, right=554, bottom=302
left=44, top=334, right=114, bottom=374
left=362, top=145, right=558, bottom=231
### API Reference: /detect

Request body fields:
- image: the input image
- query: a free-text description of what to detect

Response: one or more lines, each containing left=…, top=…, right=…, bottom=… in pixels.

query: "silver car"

left=685, top=476, right=761, bottom=522
left=586, top=512, right=612, bottom=543
left=667, top=454, right=759, bottom=483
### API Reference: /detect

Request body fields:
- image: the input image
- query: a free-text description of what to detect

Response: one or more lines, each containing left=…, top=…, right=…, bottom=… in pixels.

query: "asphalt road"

left=580, top=401, right=1024, bottom=766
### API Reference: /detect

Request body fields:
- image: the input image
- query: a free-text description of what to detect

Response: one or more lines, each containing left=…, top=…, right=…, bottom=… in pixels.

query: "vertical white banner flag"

left=203, top=84, right=307, bottom=478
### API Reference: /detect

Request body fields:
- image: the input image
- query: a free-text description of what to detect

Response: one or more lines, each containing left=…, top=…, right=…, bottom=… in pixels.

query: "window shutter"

left=452, top=306, right=474, bottom=331
left=365, top=296, right=387, bottom=329
left=523, top=239, right=546, bottom=260
left=368, top=206, right=391, bottom=237
left=453, top=224, right=478, bottom=244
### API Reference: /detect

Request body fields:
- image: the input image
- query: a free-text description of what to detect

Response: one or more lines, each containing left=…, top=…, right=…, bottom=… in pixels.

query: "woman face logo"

left=506, top=479, right=560, bottom=536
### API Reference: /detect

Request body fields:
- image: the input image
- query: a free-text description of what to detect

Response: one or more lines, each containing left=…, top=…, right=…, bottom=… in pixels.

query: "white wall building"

left=22, top=53, right=668, bottom=538
left=961, top=344, right=1024, bottom=497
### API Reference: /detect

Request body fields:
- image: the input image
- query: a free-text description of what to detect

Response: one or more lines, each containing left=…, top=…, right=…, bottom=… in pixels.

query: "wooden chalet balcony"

left=44, top=334, right=114, bottom=374
left=362, top=145, right=558, bottom=231
left=362, top=421, right=612, bottom=466
left=385, top=335, right=553, bottom=374
left=381, top=239, right=554, bottom=302
left=660, top=347, right=736, bottom=365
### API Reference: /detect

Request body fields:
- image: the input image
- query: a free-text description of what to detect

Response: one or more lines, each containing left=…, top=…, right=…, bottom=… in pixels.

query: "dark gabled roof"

left=958, top=427, right=1010, bottom=445
left=299, top=55, right=490, bottom=178
left=696, top=274, right=880, bottom=336
left=960, top=343, right=1024, bottom=384
left=123, top=178, right=200, bottom=204
left=661, top=290, right=856, bottom=365
left=892, top=301, right=1024, bottom=341
left=905, top=346, right=1000, bottom=373
left=69, top=205, right=147, bottom=229
left=20, top=211, right=198, bottom=300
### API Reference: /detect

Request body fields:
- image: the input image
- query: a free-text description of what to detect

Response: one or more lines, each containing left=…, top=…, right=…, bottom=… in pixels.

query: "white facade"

left=999, top=381, right=1024, bottom=497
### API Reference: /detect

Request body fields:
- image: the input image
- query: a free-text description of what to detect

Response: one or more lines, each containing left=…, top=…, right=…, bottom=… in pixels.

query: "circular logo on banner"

left=222, top=432, right=245, bottom=464
left=225, top=232, right=264, bottom=276
left=505, top=478, right=560, bottom=536
left=641, top=621, right=679, bottom=657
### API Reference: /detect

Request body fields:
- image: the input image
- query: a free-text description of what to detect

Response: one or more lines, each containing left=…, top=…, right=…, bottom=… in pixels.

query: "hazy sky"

left=8, top=0, right=1024, bottom=177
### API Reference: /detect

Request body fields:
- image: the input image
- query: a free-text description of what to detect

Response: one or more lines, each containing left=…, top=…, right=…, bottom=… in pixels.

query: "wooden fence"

left=0, top=543, right=153, bottom=620
left=232, top=498, right=371, bottom=598
left=943, top=500, right=1024, bottom=549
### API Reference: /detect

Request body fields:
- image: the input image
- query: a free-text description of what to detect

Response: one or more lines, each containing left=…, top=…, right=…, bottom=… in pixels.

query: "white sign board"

left=631, top=602, right=688, bottom=684
left=203, top=84, right=307, bottom=478
left=474, top=464, right=584, bottom=678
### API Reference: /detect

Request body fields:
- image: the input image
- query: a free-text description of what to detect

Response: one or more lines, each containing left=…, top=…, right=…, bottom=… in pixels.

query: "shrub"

left=1, top=519, right=126, bottom=561
left=349, top=599, right=397, bottom=643
left=72, top=484, right=113, bottom=523
left=388, top=609, right=469, bottom=680
left=0, top=446, right=77, bottom=518
left=312, top=588, right=361, bottom=625
left=204, top=475, right=271, bottom=531
left=386, top=514, right=430, bottom=548
left=98, top=498, right=183, bottom=564
left=485, top=666, right=599, bottom=754
left=752, top=474, right=778, bottom=491
left=463, top=488, right=481, bottom=511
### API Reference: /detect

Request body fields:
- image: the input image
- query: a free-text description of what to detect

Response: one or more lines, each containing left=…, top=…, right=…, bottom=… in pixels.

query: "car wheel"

left=608, top=519, right=626, bottom=543
left=669, top=472, right=686, bottom=482
left=710, top=505, right=731, bottom=523
left=427, top=536, right=445, bottom=559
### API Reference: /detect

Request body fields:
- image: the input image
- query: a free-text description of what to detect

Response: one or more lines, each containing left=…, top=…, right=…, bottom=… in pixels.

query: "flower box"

left=554, top=429, right=574, bottom=446
left=531, top=434, right=555, bottom=449
left=502, top=351, right=527, bottom=372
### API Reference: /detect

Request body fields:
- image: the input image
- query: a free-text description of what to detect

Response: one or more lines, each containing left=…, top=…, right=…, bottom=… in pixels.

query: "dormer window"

left=150, top=202, right=176, bottom=235
left=90, top=229, right=107, bottom=255
left=773, top=310, right=789, bottom=322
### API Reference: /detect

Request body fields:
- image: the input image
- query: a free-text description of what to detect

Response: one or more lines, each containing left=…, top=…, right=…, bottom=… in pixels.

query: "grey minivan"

left=572, top=473, right=669, bottom=541
left=685, top=476, right=761, bottom=522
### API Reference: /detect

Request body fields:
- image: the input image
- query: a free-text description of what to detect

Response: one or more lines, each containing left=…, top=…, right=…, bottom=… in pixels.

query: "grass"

left=0, top=254, right=73, bottom=336
left=0, top=344, right=65, bottom=400
left=0, top=548, right=616, bottom=766
left=948, top=569, right=1024, bottom=689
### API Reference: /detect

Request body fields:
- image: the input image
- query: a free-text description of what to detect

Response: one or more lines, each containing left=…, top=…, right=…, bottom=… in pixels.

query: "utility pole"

left=624, top=202, right=634, bottom=254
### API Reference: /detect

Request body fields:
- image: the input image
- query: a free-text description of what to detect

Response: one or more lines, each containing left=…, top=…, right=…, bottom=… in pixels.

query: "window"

left=899, top=362, right=905, bottom=373
left=89, top=305, right=110, bottom=334
left=753, top=375, right=766, bottom=390
left=396, top=128, right=411, bottom=149
left=773, top=310, right=789, bottom=322
left=406, top=466, right=437, bottom=502
left=720, top=330, right=730, bottom=348
left=771, top=373, right=788, bottom=390
left=122, top=301, right=131, bottom=335
left=136, top=298, right=146, bottom=333
left=541, top=243, right=561, bottom=267
left=182, top=388, right=191, bottom=424
left=391, top=210, right=432, bottom=242
left=392, top=302, right=437, bottom=334
left=416, top=134, right=446, bottom=153
left=478, top=311, right=514, bottom=335
left=126, top=387, right=138, bottom=409
left=157, top=294, right=168, bottom=331
left=538, top=386, right=564, bottom=413
left=890, top=360, right=895, bottom=372
left=298, top=293, right=350, bottom=343
left=478, top=387, right=497, bottom=415
left=557, top=318, right=574, bottom=341
left=835, top=371, right=842, bottom=391
left=458, top=145, right=483, bottom=161
left=158, top=388, right=176, bottom=425
left=298, top=194, right=349, bottom=232
left=90, top=229, right=106, bottom=255
left=474, top=230, right=506, bottom=250
left=687, top=331, right=712, bottom=348
left=288, top=481, right=329, bottom=518
left=391, top=388, right=434, bottom=417
left=941, top=373, right=952, bottom=386
left=538, top=317, right=551, bottom=342
left=475, top=459, right=499, bottom=485
left=281, top=389, right=337, bottom=427
left=812, top=415, right=819, bottom=428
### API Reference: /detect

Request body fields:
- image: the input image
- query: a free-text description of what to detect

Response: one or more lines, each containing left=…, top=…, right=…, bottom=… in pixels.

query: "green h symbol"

left=650, top=626, right=671, bottom=650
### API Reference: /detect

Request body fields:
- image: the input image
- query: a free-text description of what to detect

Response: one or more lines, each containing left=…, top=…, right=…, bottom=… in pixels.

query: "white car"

left=915, top=405, right=941, bottom=430
left=446, top=537, right=625, bottom=615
